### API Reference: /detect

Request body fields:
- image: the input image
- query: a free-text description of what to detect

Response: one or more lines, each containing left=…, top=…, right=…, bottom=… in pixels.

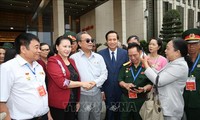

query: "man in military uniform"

left=182, top=28, right=200, bottom=120
left=118, top=43, right=152, bottom=120
left=63, top=31, right=78, bottom=55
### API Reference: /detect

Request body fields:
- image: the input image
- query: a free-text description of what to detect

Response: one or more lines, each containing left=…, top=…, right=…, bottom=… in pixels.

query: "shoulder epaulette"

left=123, top=61, right=131, bottom=66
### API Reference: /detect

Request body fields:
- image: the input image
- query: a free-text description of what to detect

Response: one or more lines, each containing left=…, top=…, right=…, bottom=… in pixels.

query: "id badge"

left=128, top=91, right=137, bottom=99
left=186, top=76, right=196, bottom=91
left=37, top=85, right=46, bottom=96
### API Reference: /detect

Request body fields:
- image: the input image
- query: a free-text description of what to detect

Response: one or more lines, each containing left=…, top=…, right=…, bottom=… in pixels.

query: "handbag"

left=139, top=75, right=164, bottom=120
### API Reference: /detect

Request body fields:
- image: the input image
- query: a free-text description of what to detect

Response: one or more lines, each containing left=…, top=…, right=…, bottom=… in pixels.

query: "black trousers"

left=50, top=102, right=77, bottom=120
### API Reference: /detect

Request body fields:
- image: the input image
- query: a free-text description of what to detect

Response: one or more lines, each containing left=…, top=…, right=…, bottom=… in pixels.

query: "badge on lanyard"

left=128, top=91, right=137, bottom=99
left=37, top=85, right=46, bottom=96
left=186, top=76, right=196, bottom=91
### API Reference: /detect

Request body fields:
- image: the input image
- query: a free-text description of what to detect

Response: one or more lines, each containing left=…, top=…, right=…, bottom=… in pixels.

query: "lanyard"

left=25, top=63, right=36, bottom=75
left=130, top=66, right=142, bottom=81
left=189, top=54, right=200, bottom=75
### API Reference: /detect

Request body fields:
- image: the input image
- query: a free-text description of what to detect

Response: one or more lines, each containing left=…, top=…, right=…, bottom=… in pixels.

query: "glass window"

left=188, top=0, right=191, bottom=6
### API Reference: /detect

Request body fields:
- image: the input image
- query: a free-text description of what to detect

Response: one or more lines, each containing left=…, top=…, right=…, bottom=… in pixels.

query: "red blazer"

left=37, top=59, right=47, bottom=73
left=47, top=54, right=80, bottom=109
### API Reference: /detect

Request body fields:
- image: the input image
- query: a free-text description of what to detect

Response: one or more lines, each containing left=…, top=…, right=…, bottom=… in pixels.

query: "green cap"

left=3, top=42, right=13, bottom=49
left=63, top=31, right=77, bottom=42
left=182, top=28, right=200, bottom=43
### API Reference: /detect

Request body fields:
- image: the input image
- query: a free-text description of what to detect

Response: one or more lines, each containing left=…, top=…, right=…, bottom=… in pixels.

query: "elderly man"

left=70, top=31, right=108, bottom=120
left=182, top=28, right=200, bottom=120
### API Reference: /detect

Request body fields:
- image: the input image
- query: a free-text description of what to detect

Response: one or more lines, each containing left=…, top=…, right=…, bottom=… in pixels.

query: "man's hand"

left=101, top=92, right=106, bottom=101
left=76, top=102, right=80, bottom=112
left=47, top=111, right=53, bottom=120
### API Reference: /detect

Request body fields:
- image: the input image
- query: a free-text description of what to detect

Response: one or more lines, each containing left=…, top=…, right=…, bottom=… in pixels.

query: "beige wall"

left=95, top=0, right=114, bottom=45
left=125, top=0, right=147, bottom=42
left=80, top=0, right=114, bottom=47
left=80, top=10, right=96, bottom=39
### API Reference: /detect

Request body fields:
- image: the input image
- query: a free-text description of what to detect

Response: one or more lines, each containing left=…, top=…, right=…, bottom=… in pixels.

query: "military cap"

left=3, top=42, right=13, bottom=49
left=63, top=31, right=77, bottom=42
left=182, top=28, right=200, bottom=43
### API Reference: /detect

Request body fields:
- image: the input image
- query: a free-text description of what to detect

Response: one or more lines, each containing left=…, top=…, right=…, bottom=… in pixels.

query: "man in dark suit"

left=98, top=30, right=128, bottom=120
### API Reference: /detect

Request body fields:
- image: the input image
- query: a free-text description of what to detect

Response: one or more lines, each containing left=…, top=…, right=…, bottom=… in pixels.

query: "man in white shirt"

left=70, top=31, right=108, bottom=120
left=0, top=33, right=52, bottom=120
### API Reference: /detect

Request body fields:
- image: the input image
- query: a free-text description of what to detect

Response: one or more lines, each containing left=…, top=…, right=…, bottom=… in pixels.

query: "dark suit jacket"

left=47, top=55, right=80, bottom=109
left=98, top=48, right=128, bottom=101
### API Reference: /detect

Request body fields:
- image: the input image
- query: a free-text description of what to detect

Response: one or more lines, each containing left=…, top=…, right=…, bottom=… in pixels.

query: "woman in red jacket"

left=47, top=35, right=92, bottom=120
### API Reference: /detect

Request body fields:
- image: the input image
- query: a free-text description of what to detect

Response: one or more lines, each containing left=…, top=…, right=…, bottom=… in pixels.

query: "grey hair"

left=76, top=31, right=88, bottom=41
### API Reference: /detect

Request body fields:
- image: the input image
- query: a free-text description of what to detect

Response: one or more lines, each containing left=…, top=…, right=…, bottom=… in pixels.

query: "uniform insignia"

left=39, top=72, right=44, bottom=75
left=189, top=34, right=195, bottom=39
left=197, top=64, right=200, bottom=68
left=123, top=61, right=131, bottom=66
left=25, top=72, right=30, bottom=80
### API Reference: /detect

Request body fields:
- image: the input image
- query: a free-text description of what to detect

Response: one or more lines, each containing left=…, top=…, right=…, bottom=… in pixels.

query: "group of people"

left=0, top=28, right=199, bottom=120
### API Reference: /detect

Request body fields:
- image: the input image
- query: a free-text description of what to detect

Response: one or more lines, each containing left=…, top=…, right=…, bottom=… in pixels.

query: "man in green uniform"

left=182, top=28, right=200, bottom=120
left=118, top=43, right=152, bottom=120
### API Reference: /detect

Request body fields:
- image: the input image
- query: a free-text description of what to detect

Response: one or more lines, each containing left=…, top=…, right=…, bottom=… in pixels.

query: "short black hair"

left=40, top=43, right=50, bottom=50
left=14, top=33, right=40, bottom=54
left=127, top=42, right=142, bottom=52
left=172, top=37, right=188, bottom=57
left=148, top=38, right=163, bottom=54
left=105, top=30, right=119, bottom=40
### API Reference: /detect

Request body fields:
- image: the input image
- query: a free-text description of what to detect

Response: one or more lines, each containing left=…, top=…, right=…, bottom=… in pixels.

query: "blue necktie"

left=111, top=52, right=115, bottom=67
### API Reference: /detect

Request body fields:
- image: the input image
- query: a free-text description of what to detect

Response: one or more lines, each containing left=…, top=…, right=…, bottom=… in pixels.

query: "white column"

left=121, top=0, right=126, bottom=44
left=172, top=0, right=177, bottom=9
left=184, top=0, right=188, bottom=30
left=52, top=0, right=65, bottom=42
left=143, top=0, right=147, bottom=41
left=157, top=0, right=163, bottom=36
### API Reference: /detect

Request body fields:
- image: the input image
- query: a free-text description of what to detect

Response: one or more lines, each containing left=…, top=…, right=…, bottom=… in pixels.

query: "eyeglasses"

left=82, top=38, right=95, bottom=43
left=41, top=49, right=50, bottom=52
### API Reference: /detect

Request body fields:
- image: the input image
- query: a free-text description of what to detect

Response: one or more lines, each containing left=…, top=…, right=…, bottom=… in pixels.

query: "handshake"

left=81, top=81, right=96, bottom=90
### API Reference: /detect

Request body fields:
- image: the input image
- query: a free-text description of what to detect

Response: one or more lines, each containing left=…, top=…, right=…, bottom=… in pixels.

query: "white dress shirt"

left=0, top=55, right=49, bottom=119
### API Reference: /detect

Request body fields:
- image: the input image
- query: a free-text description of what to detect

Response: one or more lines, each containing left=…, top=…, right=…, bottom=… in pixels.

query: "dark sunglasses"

left=82, top=38, right=95, bottom=43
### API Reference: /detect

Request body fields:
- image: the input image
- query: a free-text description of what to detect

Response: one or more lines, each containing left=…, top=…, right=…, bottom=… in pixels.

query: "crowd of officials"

left=0, top=28, right=200, bottom=120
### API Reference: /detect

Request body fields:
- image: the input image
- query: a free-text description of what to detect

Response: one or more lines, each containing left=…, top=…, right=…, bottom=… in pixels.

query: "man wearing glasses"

left=70, top=31, right=108, bottom=120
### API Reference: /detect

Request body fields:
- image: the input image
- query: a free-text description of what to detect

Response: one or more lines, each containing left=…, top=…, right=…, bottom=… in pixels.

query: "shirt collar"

left=16, top=55, right=39, bottom=68
left=109, top=48, right=117, bottom=55
left=79, top=49, right=95, bottom=58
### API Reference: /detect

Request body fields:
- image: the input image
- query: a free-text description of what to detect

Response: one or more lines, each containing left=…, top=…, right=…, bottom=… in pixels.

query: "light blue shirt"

left=70, top=50, right=108, bottom=96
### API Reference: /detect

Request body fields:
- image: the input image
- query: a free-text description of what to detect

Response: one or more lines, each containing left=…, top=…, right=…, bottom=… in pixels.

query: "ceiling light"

left=10, top=27, right=14, bottom=30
